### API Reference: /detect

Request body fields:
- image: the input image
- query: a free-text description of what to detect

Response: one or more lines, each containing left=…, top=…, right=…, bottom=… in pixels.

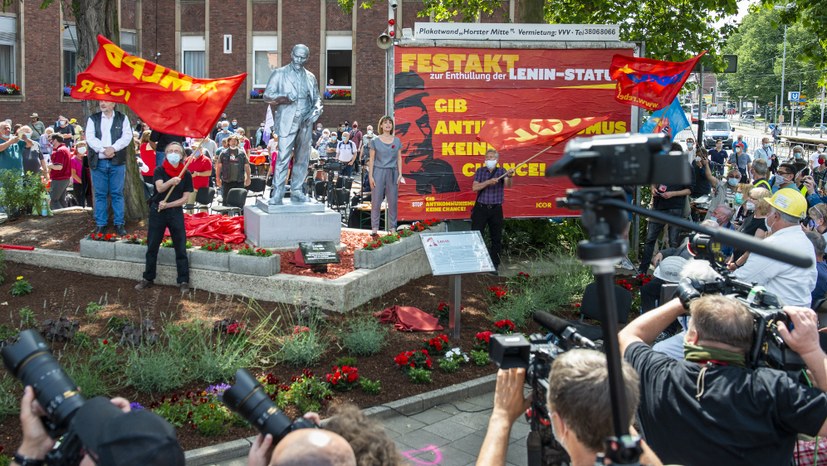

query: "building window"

left=181, top=35, right=206, bottom=78
left=0, top=15, right=18, bottom=93
left=120, top=30, right=138, bottom=56
left=325, top=35, right=352, bottom=101
left=251, top=35, right=277, bottom=99
left=63, top=24, right=79, bottom=96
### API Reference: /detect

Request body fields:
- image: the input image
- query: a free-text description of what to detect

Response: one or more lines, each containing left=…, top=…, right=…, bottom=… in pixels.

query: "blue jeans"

left=90, top=159, right=126, bottom=227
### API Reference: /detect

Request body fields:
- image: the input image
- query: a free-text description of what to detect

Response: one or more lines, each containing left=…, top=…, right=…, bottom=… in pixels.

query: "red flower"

left=475, top=330, right=492, bottom=343
left=494, top=319, right=516, bottom=333
left=102, top=339, right=109, bottom=345
left=437, top=302, right=449, bottom=312
left=574, top=303, right=582, bottom=308
left=394, top=353, right=409, bottom=366
left=517, top=271, right=530, bottom=279
left=292, top=325, right=311, bottom=334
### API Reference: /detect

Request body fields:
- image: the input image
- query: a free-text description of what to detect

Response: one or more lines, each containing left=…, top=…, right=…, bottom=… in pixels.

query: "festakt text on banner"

left=609, top=51, right=706, bottom=111
left=71, top=35, right=245, bottom=138
left=393, top=46, right=633, bottom=220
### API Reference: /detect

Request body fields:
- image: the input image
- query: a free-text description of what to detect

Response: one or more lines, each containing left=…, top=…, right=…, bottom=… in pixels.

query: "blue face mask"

left=727, top=178, right=739, bottom=187
left=734, top=193, right=744, bottom=204
left=166, top=152, right=182, bottom=165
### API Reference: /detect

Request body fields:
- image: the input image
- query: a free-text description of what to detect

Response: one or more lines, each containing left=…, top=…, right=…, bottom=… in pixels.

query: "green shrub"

left=470, top=349, right=490, bottom=366
left=106, top=316, right=131, bottom=334
left=340, top=317, right=388, bottom=356
left=0, top=373, right=18, bottom=419
left=335, top=356, right=358, bottom=367
left=0, top=170, right=45, bottom=218
left=284, top=375, right=333, bottom=413
left=359, top=377, right=381, bottom=395
left=18, top=307, right=36, bottom=328
left=125, top=346, right=190, bottom=392
left=407, top=367, right=432, bottom=384
left=438, top=358, right=461, bottom=373
left=85, top=302, right=104, bottom=319
left=279, top=330, right=326, bottom=367
left=501, top=218, right=586, bottom=257
left=0, top=324, right=16, bottom=342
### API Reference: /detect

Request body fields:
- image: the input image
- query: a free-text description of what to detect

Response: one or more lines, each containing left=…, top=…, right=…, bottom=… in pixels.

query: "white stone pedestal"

left=244, top=204, right=341, bottom=249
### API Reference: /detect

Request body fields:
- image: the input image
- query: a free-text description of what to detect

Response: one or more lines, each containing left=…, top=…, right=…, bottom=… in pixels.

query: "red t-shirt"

left=187, top=154, right=213, bottom=190
left=50, top=145, right=72, bottom=180
left=139, top=142, right=156, bottom=176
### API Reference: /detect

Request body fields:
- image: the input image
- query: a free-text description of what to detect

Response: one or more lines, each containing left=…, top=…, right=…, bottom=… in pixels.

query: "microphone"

left=533, top=311, right=596, bottom=349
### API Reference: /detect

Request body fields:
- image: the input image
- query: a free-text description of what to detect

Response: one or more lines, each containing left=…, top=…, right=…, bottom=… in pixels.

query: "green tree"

left=759, top=0, right=827, bottom=79
left=719, top=7, right=821, bottom=121
left=338, top=0, right=738, bottom=62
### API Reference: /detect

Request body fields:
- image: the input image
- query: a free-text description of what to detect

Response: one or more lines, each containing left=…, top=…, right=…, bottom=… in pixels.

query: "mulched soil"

left=0, top=212, right=535, bottom=453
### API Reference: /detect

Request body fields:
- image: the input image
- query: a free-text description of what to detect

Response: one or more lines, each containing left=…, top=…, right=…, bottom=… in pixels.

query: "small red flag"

left=71, top=35, right=245, bottom=137
left=610, top=51, right=706, bottom=111
left=476, top=116, right=610, bottom=151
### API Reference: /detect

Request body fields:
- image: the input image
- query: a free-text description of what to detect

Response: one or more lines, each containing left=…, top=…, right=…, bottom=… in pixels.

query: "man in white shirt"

left=733, top=188, right=817, bottom=306
left=84, top=101, right=132, bottom=236
left=811, top=144, right=826, bottom=170
left=336, top=131, right=357, bottom=177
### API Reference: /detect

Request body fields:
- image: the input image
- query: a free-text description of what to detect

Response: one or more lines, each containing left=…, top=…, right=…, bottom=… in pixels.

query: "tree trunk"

left=74, top=0, right=147, bottom=221
left=515, top=0, right=544, bottom=23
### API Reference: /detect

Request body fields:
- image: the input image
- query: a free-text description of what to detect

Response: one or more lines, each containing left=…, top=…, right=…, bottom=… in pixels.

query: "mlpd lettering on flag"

left=71, top=35, right=246, bottom=137
left=610, top=51, right=706, bottom=111
left=640, top=99, right=690, bottom=142
left=476, top=116, right=610, bottom=151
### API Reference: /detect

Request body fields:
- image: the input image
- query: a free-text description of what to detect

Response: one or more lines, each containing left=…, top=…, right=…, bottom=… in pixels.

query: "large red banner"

left=610, top=52, right=706, bottom=111
left=71, top=35, right=245, bottom=138
left=394, top=47, right=634, bottom=220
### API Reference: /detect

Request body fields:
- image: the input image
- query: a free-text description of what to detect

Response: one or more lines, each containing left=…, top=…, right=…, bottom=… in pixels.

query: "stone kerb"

left=189, top=249, right=231, bottom=272
left=79, top=238, right=117, bottom=260
left=353, top=223, right=447, bottom=269
left=228, top=252, right=281, bottom=276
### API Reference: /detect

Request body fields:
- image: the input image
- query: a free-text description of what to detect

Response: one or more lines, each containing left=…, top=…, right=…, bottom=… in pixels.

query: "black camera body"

left=684, top=234, right=805, bottom=372
left=2, top=330, right=89, bottom=465
left=221, top=369, right=316, bottom=443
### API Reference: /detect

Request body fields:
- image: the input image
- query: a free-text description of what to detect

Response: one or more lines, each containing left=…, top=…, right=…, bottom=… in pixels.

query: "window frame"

left=251, top=34, right=278, bottom=93
left=324, top=33, right=353, bottom=102
left=0, top=15, right=17, bottom=87
left=181, top=35, right=206, bottom=79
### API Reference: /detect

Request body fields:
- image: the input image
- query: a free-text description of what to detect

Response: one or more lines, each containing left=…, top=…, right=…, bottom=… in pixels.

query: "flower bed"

left=353, top=220, right=446, bottom=269
left=0, top=83, right=21, bottom=95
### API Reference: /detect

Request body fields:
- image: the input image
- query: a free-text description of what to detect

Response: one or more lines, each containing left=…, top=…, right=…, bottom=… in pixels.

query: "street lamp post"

left=778, top=25, right=787, bottom=129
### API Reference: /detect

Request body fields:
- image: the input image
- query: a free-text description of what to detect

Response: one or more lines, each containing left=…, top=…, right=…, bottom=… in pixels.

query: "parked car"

left=702, top=118, right=734, bottom=149
left=741, top=110, right=755, bottom=119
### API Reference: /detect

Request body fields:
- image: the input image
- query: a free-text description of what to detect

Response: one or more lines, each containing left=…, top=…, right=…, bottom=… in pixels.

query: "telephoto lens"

left=1, top=329, right=86, bottom=435
left=221, top=369, right=316, bottom=443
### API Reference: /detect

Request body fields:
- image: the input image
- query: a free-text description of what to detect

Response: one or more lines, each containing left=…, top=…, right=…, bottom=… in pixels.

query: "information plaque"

left=420, top=231, right=495, bottom=276
left=298, top=241, right=340, bottom=265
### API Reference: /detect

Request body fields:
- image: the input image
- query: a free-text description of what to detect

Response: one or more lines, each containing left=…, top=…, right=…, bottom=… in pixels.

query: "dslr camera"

left=221, top=368, right=316, bottom=443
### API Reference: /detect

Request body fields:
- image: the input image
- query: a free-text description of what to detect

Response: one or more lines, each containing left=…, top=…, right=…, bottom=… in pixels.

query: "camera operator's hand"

left=16, top=386, right=55, bottom=461
left=248, top=433, right=274, bottom=466
left=677, top=278, right=701, bottom=309
left=778, top=307, right=821, bottom=357
left=477, top=368, right=530, bottom=466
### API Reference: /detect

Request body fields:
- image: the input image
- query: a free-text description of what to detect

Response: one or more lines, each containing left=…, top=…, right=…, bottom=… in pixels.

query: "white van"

left=701, top=119, right=733, bottom=149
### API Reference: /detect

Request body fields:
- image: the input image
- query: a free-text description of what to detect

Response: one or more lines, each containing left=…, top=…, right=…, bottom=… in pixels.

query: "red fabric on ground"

left=184, top=212, right=246, bottom=244
left=374, top=305, right=443, bottom=332
left=0, top=244, right=36, bottom=251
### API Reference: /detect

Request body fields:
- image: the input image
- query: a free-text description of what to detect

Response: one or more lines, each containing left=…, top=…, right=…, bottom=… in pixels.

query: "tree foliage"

left=719, top=6, right=821, bottom=118
left=760, top=0, right=827, bottom=80
left=337, top=0, right=738, bottom=62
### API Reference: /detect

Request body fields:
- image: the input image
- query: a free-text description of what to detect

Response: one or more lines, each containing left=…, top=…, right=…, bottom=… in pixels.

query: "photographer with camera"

left=477, top=354, right=662, bottom=466
left=619, top=295, right=827, bottom=465
left=247, top=427, right=356, bottom=466
left=731, top=188, right=817, bottom=307
left=11, top=386, right=185, bottom=466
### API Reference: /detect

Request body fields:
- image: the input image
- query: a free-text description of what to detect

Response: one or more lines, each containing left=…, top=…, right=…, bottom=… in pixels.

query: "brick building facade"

left=0, top=0, right=513, bottom=134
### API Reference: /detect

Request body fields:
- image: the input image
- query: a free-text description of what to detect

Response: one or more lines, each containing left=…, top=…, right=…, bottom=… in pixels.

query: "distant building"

left=0, top=0, right=513, bottom=133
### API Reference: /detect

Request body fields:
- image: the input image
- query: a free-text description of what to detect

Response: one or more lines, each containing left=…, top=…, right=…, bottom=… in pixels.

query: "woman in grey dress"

left=367, top=116, right=405, bottom=235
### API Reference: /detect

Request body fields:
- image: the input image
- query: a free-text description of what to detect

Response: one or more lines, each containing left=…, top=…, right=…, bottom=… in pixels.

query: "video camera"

left=675, top=233, right=804, bottom=372
left=488, top=311, right=599, bottom=466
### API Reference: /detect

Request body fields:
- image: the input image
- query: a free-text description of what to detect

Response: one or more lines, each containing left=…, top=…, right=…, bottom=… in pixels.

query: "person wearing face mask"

left=704, top=168, right=741, bottom=222
left=707, top=139, right=727, bottom=178
left=336, top=131, right=357, bottom=177
left=70, top=141, right=93, bottom=208
left=471, top=149, right=515, bottom=273
left=812, top=144, right=827, bottom=170
left=729, top=188, right=773, bottom=269
left=18, top=125, right=47, bottom=179
left=477, top=353, right=662, bottom=466
left=360, top=125, right=375, bottom=179
left=731, top=188, right=817, bottom=306
left=807, top=203, right=827, bottom=247
left=47, top=134, right=72, bottom=209
left=619, top=294, right=827, bottom=466
left=0, top=120, right=26, bottom=176
left=727, top=143, right=751, bottom=183
left=772, top=162, right=797, bottom=193
left=136, top=142, right=193, bottom=293
left=790, top=145, right=808, bottom=173
left=349, top=121, right=363, bottom=174
left=689, top=147, right=717, bottom=198
left=753, top=137, right=774, bottom=170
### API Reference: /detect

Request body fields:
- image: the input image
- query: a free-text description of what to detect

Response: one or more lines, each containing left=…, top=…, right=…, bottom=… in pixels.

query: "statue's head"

left=291, top=44, right=310, bottom=69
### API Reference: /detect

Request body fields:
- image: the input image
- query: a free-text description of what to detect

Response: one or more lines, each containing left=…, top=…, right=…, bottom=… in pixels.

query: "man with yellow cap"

left=733, top=188, right=817, bottom=306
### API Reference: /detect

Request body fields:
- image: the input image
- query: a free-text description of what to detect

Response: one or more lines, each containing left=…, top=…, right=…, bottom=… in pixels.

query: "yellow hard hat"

left=766, top=188, right=807, bottom=219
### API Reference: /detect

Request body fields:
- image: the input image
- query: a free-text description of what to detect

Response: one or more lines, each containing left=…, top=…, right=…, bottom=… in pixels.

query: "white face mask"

left=687, top=142, right=695, bottom=150
left=367, top=130, right=373, bottom=135
left=765, top=215, right=773, bottom=233
left=166, top=152, right=182, bottom=165
left=77, top=147, right=87, bottom=155
left=485, top=159, right=497, bottom=170
left=745, top=201, right=755, bottom=211
left=694, top=156, right=701, bottom=164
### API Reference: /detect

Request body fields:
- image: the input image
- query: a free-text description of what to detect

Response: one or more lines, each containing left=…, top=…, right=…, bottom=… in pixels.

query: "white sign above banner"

left=413, top=22, right=620, bottom=42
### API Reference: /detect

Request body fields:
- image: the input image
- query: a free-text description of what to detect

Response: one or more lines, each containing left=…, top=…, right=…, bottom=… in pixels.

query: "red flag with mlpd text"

left=71, top=35, right=245, bottom=138
left=476, top=116, right=610, bottom=151
left=610, top=51, right=706, bottom=111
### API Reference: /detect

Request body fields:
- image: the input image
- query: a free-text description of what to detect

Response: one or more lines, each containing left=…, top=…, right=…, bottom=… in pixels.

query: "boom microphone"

left=533, top=311, right=596, bottom=349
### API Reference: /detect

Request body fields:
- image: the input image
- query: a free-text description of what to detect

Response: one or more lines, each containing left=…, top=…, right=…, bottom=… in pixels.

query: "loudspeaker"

left=377, top=33, right=392, bottom=50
